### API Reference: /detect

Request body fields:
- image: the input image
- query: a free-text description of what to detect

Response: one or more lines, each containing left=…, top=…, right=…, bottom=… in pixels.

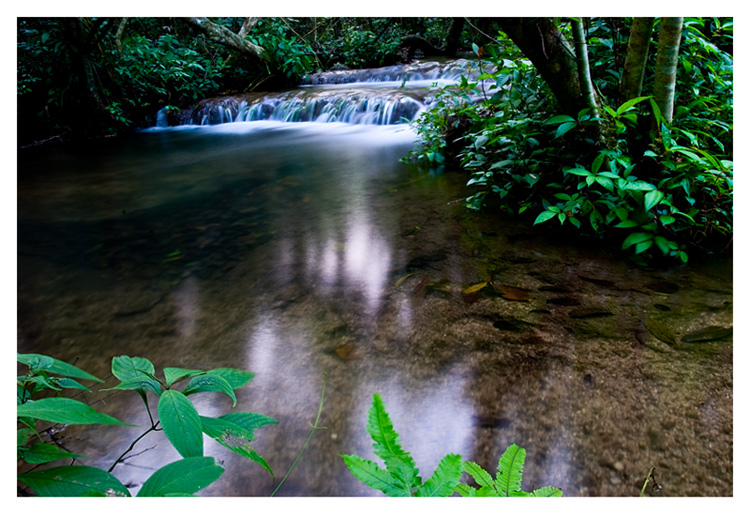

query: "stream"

left=16, top=60, right=732, bottom=497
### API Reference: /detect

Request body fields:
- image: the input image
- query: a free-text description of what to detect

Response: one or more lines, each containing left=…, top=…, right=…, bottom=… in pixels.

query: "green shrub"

left=17, top=353, right=276, bottom=496
left=341, top=394, right=562, bottom=497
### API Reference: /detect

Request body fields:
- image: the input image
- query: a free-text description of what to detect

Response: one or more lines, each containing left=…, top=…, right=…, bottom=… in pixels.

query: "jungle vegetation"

left=17, top=17, right=732, bottom=261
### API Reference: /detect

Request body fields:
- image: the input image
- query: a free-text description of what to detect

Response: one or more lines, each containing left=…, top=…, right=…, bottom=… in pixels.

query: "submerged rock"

left=681, top=326, right=733, bottom=343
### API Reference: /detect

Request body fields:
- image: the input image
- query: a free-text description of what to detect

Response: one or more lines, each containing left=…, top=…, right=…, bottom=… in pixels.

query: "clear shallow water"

left=17, top=120, right=732, bottom=497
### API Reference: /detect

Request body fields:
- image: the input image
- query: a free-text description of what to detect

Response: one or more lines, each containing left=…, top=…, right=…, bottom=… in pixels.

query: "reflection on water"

left=17, top=121, right=732, bottom=497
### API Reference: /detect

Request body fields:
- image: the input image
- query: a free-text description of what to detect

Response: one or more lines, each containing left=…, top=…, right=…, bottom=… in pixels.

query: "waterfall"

left=174, top=58, right=491, bottom=128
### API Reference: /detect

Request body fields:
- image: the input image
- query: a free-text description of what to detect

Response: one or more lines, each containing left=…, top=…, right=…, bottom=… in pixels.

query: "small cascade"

left=164, top=58, right=492, bottom=128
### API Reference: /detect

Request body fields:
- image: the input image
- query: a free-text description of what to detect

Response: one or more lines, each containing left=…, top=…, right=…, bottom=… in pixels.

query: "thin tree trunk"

left=115, top=17, right=128, bottom=54
left=620, top=17, right=655, bottom=103
left=444, top=17, right=465, bottom=57
left=571, top=18, right=599, bottom=115
left=497, top=17, right=583, bottom=117
left=653, top=17, right=683, bottom=124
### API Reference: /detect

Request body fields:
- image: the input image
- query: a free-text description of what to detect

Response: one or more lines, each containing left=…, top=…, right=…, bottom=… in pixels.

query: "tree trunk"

left=444, top=17, right=465, bottom=57
left=620, top=17, right=655, bottom=103
left=571, top=18, right=599, bottom=115
left=497, top=17, right=584, bottom=116
left=653, top=17, right=683, bottom=124
left=186, top=17, right=270, bottom=65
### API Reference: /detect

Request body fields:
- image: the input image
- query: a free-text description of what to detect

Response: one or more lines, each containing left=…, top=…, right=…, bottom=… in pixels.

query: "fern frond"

left=462, top=460, right=495, bottom=489
left=367, top=394, right=421, bottom=492
left=340, top=454, right=412, bottom=497
left=532, top=485, right=564, bottom=497
left=416, top=453, right=462, bottom=497
left=454, top=482, right=477, bottom=497
left=496, top=443, right=526, bottom=496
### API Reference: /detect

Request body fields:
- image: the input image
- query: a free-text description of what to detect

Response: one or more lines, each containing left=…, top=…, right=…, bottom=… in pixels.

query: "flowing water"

left=17, top=61, right=732, bottom=497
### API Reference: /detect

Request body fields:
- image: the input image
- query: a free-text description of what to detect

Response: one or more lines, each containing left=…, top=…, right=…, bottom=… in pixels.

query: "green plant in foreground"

left=341, top=393, right=562, bottom=497
left=17, top=353, right=276, bottom=496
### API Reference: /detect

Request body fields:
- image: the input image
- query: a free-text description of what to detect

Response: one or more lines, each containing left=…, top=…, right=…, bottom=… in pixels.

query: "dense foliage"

left=410, top=17, right=733, bottom=263
left=17, top=17, right=457, bottom=143
left=17, top=353, right=276, bottom=496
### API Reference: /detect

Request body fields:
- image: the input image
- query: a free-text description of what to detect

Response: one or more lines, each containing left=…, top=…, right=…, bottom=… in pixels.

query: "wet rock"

left=681, top=326, right=733, bottom=343
left=646, top=279, right=681, bottom=294
left=645, top=318, right=677, bottom=345
left=547, top=295, right=581, bottom=307
left=569, top=307, right=614, bottom=319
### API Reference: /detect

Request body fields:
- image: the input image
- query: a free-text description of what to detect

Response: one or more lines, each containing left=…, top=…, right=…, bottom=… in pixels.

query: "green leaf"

left=137, top=457, right=224, bottom=497
left=534, top=211, right=558, bottom=225
left=19, top=442, right=85, bottom=464
left=545, top=115, right=576, bottom=125
left=200, top=416, right=274, bottom=477
left=532, top=485, right=564, bottom=497
left=206, top=367, right=255, bottom=389
left=496, top=444, right=526, bottom=496
left=462, top=461, right=495, bottom=489
left=17, top=398, right=130, bottom=426
left=111, top=356, right=155, bottom=382
left=341, top=454, right=412, bottom=497
left=183, top=374, right=237, bottom=406
left=616, top=96, right=652, bottom=116
left=219, top=411, right=278, bottom=434
left=18, top=353, right=104, bottom=383
left=18, top=465, right=130, bottom=497
left=614, top=219, right=640, bottom=228
left=164, top=368, right=206, bottom=387
left=416, top=453, right=463, bottom=497
left=634, top=240, right=654, bottom=254
left=564, top=167, right=594, bottom=177
left=555, top=121, right=578, bottom=138
left=367, top=394, right=421, bottom=493
left=644, top=190, right=665, bottom=211
left=622, top=232, right=653, bottom=250
left=158, top=390, right=204, bottom=458
left=103, top=375, right=162, bottom=395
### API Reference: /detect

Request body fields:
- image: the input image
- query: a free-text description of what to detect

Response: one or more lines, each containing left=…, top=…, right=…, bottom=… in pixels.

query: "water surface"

left=17, top=121, right=732, bottom=497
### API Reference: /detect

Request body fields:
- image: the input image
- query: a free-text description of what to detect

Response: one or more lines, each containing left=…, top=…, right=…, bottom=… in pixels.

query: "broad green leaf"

left=17, top=398, right=130, bottom=426
left=219, top=411, right=278, bottom=434
left=622, top=232, right=653, bottom=250
left=534, top=211, right=558, bottom=225
left=200, top=416, right=273, bottom=477
left=595, top=176, right=614, bottom=192
left=555, top=121, right=577, bottom=138
left=591, top=152, right=606, bottom=174
left=496, top=444, right=526, bottom=496
left=545, top=115, right=576, bottom=125
left=644, top=190, right=664, bottom=211
left=634, top=240, right=654, bottom=254
left=367, top=394, right=421, bottom=492
left=19, top=442, right=85, bottom=464
left=614, top=219, right=640, bottom=228
left=564, top=167, right=594, bottom=177
left=183, top=374, right=237, bottom=406
left=137, top=457, right=224, bottom=497
left=416, top=453, right=463, bottom=497
left=18, top=465, right=130, bottom=497
left=164, top=368, right=206, bottom=387
left=18, top=353, right=103, bottom=383
left=659, top=215, right=675, bottom=225
left=53, top=377, right=94, bottom=393
left=158, top=390, right=204, bottom=458
left=205, top=367, right=255, bottom=389
left=112, top=356, right=155, bottom=382
left=102, top=375, right=162, bottom=395
left=616, top=96, right=652, bottom=116
left=341, top=454, right=412, bottom=497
